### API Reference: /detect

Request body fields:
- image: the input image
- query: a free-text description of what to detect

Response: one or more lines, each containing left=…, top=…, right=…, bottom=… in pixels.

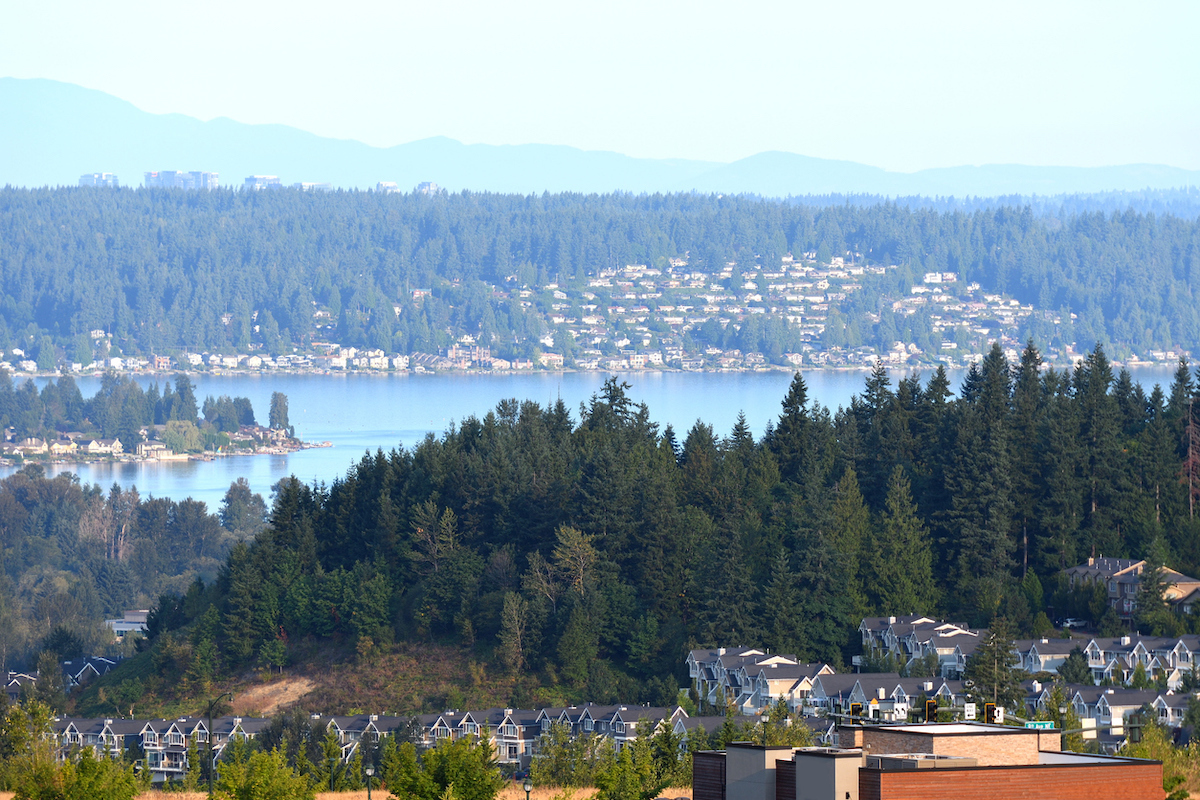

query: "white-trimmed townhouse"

left=908, top=628, right=982, bottom=677
left=1016, top=637, right=1082, bottom=674
left=687, top=647, right=801, bottom=710
left=535, top=706, right=582, bottom=738
left=599, top=705, right=687, bottom=751
left=745, top=662, right=835, bottom=713
left=1094, top=688, right=1160, bottom=732
left=60, top=656, right=119, bottom=689
left=1152, top=692, right=1196, bottom=728
left=858, top=616, right=981, bottom=674
left=5, top=671, right=35, bottom=703
left=1064, top=557, right=1200, bottom=619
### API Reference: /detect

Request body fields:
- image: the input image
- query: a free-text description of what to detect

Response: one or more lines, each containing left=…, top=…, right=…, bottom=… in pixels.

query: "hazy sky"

left=2, top=0, right=1197, bottom=171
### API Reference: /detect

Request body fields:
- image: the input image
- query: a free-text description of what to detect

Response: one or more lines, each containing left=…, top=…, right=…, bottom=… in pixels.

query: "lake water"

left=3, top=365, right=1179, bottom=509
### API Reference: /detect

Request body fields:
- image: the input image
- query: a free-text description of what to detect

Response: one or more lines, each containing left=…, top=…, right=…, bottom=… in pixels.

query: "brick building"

left=693, top=722, right=1163, bottom=800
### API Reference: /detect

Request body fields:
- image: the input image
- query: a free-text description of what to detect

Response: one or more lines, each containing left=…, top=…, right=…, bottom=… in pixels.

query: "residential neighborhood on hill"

left=5, top=256, right=1189, bottom=379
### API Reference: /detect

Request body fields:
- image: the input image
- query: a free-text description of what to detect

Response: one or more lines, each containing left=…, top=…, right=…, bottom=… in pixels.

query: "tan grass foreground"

left=0, top=784, right=687, bottom=800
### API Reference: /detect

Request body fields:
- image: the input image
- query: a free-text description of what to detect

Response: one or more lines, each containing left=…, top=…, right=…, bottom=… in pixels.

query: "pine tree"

left=1037, top=370, right=1085, bottom=572
left=704, top=530, right=760, bottom=646
left=963, top=618, right=1023, bottom=708
left=941, top=401, right=1014, bottom=622
left=870, top=466, right=939, bottom=615
left=829, top=467, right=870, bottom=616
left=771, top=372, right=811, bottom=482
left=1010, top=340, right=1045, bottom=577
left=762, top=548, right=803, bottom=656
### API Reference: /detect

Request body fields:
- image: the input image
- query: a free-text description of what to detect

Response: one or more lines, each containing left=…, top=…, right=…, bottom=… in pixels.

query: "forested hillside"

left=0, top=467, right=265, bottom=672
left=2, top=188, right=1199, bottom=360
left=122, top=344, right=1200, bottom=713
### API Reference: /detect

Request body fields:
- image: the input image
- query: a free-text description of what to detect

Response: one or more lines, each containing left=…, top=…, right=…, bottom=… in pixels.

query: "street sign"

left=964, top=703, right=976, bottom=720
left=1024, top=721, right=1054, bottom=730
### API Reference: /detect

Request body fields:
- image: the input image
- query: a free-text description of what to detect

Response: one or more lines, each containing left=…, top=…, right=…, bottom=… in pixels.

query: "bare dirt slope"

left=230, top=676, right=317, bottom=716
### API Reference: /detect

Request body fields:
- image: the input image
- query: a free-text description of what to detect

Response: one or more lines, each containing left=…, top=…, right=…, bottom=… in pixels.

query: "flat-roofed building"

left=694, top=722, right=1162, bottom=800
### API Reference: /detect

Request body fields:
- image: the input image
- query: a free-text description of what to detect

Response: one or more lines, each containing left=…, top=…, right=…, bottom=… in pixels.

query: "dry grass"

left=230, top=676, right=318, bottom=717
left=497, top=786, right=599, bottom=800
left=102, top=786, right=687, bottom=800
left=0, top=784, right=689, bottom=800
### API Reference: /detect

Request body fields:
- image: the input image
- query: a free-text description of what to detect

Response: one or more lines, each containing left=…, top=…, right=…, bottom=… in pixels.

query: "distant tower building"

left=291, top=182, right=333, bottom=192
left=244, top=175, right=282, bottom=191
left=79, top=173, right=119, bottom=188
left=416, top=181, right=439, bottom=195
left=376, top=182, right=400, bottom=194
left=144, top=171, right=218, bottom=189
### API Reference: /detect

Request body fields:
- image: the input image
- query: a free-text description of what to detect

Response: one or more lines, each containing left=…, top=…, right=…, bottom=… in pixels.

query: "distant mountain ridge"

left=3, top=77, right=1199, bottom=197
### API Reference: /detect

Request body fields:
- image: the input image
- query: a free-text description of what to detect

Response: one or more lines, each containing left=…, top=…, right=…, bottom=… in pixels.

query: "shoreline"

left=7, top=352, right=1185, bottom=384
left=2, top=440, right=332, bottom=470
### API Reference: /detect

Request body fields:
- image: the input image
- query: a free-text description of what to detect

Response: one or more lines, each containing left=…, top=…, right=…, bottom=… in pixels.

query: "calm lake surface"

left=3, top=366, right=1179, bottom=509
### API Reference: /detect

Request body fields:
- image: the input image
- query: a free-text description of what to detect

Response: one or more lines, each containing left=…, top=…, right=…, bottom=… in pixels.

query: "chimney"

left=1121, top=636, right=1131, bottom=646
left=888, top=616, right=897, bottom=624
left=717, top=647, right=726, bottom=656
left=877, top=687, right=886, bottom=700
left=1088, top=556, right=1095, bottom=567
left=1032, top=681, right=1041, bottom=693
left=924, top=681, right=934, bottom=692
left=1041, top=638, right=1049, bottom=644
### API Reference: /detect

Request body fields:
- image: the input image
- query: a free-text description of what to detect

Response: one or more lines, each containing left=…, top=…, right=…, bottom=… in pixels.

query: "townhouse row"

left=860, top=613, right=1200, bottom=689
left=49, top=703, right=695, bottom=784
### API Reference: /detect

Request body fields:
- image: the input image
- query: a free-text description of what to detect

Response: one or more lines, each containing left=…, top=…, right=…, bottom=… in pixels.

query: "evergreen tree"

left=870, top=466, right=939, bottom=616
left=762, top=548, right=802, bottom=656
left=1057, top=646, right=1092, bottom=685
left=771, top=373, right=811, bottom=482
left=829, top=467, right=870, bottom=617
left=963, top=618, right=1024, bottom=708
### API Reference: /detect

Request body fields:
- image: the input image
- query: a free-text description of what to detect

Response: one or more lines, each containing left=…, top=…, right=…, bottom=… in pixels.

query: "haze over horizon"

left=2, top=0, right=1197, bottom=173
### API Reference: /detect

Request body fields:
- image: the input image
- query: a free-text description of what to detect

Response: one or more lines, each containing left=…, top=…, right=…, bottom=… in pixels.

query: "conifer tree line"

left=138, top=343, right=1200, bottom=707
left=1, top=188, right=1199, bottom=359
left=0, top=371, right=287, bottom=449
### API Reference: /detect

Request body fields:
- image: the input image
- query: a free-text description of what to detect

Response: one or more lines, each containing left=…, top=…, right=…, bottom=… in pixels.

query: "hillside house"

left=1065, top=556, right=1200, bottom=618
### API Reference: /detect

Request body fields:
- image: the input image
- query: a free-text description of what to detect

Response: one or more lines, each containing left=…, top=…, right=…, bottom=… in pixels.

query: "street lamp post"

left=205, top=691, right=233, bottom=799
left=523, top=776, right=533, bottom=800
left=365, top=765, right=374, bottom=800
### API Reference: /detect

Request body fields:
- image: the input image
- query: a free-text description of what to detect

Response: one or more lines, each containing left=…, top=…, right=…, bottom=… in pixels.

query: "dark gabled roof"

left=1096, top=689, right=1161, bottom=707
left=1065, top=557, right=1142, bottom=578
left=1018, top=638, right=1084, bottom=655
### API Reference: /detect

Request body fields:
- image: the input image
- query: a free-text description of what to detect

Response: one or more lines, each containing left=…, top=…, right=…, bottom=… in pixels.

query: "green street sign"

left=1024, top=721, right=1055, bottom=730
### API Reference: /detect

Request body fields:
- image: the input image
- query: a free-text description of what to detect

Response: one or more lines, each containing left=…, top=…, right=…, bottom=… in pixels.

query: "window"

left=614, top=722, right=625, bottom=733
left=541, top=719, right=550, bottom=731
left=501, top=724, right=517, bottom=737
left=583, top=720, right=593, bottom=732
